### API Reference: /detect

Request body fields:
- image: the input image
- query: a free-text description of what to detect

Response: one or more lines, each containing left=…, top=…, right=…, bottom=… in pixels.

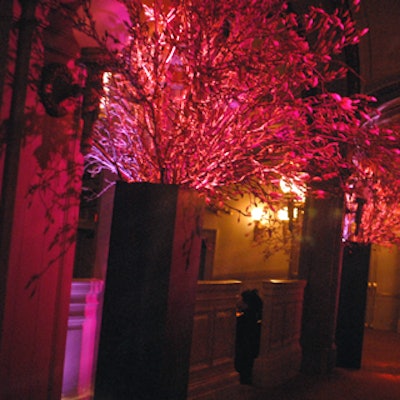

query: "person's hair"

left=241, top=289, right=262, bottom=312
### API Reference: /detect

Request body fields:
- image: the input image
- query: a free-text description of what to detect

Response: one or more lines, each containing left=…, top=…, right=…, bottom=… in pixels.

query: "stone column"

left=62, top=279, right=104, bottom=400
left=0, top=0, right=39, bottom=329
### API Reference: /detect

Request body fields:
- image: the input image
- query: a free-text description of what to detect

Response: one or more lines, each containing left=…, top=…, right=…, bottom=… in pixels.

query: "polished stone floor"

left=224, top=328, right=400, bottom=400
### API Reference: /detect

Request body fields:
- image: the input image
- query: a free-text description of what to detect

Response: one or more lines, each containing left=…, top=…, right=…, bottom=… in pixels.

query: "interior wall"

left=0, top=2, right=83, bottom=398
left=202, top=197, right=291, bottom=285
left=367, top=244, right=400, bottom=331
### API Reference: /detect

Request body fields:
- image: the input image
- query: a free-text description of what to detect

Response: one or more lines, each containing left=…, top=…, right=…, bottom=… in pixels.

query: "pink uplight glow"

left=78, top=0, right=400, bottom=245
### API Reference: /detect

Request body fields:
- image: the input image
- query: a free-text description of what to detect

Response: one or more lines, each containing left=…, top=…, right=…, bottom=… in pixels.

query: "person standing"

left=234, top=289, right=263, bottom=384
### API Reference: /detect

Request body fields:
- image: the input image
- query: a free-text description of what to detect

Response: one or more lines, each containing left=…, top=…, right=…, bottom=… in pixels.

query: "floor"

left=227, top=328, right=400, bottom=400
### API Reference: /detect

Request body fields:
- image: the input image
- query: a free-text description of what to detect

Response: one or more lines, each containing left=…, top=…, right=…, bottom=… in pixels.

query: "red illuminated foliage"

left=76, top=0, right=400, bottom=244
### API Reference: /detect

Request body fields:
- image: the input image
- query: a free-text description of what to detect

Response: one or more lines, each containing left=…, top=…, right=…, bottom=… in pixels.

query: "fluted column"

left=62, top=279, right=104, bottom=400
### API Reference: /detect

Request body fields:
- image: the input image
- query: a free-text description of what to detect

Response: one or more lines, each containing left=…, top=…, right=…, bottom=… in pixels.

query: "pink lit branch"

left=77, top=0, right=400, bottom=244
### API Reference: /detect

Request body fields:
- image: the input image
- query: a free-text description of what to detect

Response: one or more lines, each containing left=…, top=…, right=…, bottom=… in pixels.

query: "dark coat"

left=234, top=290, right=262, bottom=378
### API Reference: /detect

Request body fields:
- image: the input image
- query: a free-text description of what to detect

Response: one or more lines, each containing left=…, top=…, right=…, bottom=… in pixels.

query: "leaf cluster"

left=75, top=0, right=400, bottom=244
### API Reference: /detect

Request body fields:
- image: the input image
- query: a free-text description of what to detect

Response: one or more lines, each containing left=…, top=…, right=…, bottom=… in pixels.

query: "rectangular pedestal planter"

left=94, top=182, right=203, bottom=400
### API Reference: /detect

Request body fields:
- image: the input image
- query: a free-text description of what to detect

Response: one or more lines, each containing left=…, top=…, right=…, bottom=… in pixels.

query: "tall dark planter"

left=94, top=182, right=203, bottom=400
left=336, top=242, right=370, bottom=369
left=298, top=183, right=345, bottom=374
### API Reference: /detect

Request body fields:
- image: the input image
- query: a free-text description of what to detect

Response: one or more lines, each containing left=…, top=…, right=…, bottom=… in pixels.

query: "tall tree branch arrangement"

left=73, top=0, right=400, bottom=245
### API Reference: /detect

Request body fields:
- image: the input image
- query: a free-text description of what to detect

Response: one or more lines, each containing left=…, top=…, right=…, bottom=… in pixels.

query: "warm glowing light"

left=277, top=207, right=289, bottom=221
left=280, top=178, right=306, bottom=201
left=251, top=207, right=264, bottom=222
left=277, top=207, right=299, bottom=221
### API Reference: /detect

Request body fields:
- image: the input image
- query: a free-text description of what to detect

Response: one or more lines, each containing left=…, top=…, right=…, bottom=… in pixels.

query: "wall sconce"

left=251, top=206, right=266, bottom=241
left=250, top=179, right=305, bottom=242
left=38, top=48, right=111, bottom=154
left=279, top=178, right=305, bottom=232
left=277, top=206, right=299, bottom=221
left=251, top=206, right=264, bottom=222
left=251, top=206, right=277, bottom=241
left=39, top=63, right=83, bottom=118
left=251, top=203, right=301, bottom=241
